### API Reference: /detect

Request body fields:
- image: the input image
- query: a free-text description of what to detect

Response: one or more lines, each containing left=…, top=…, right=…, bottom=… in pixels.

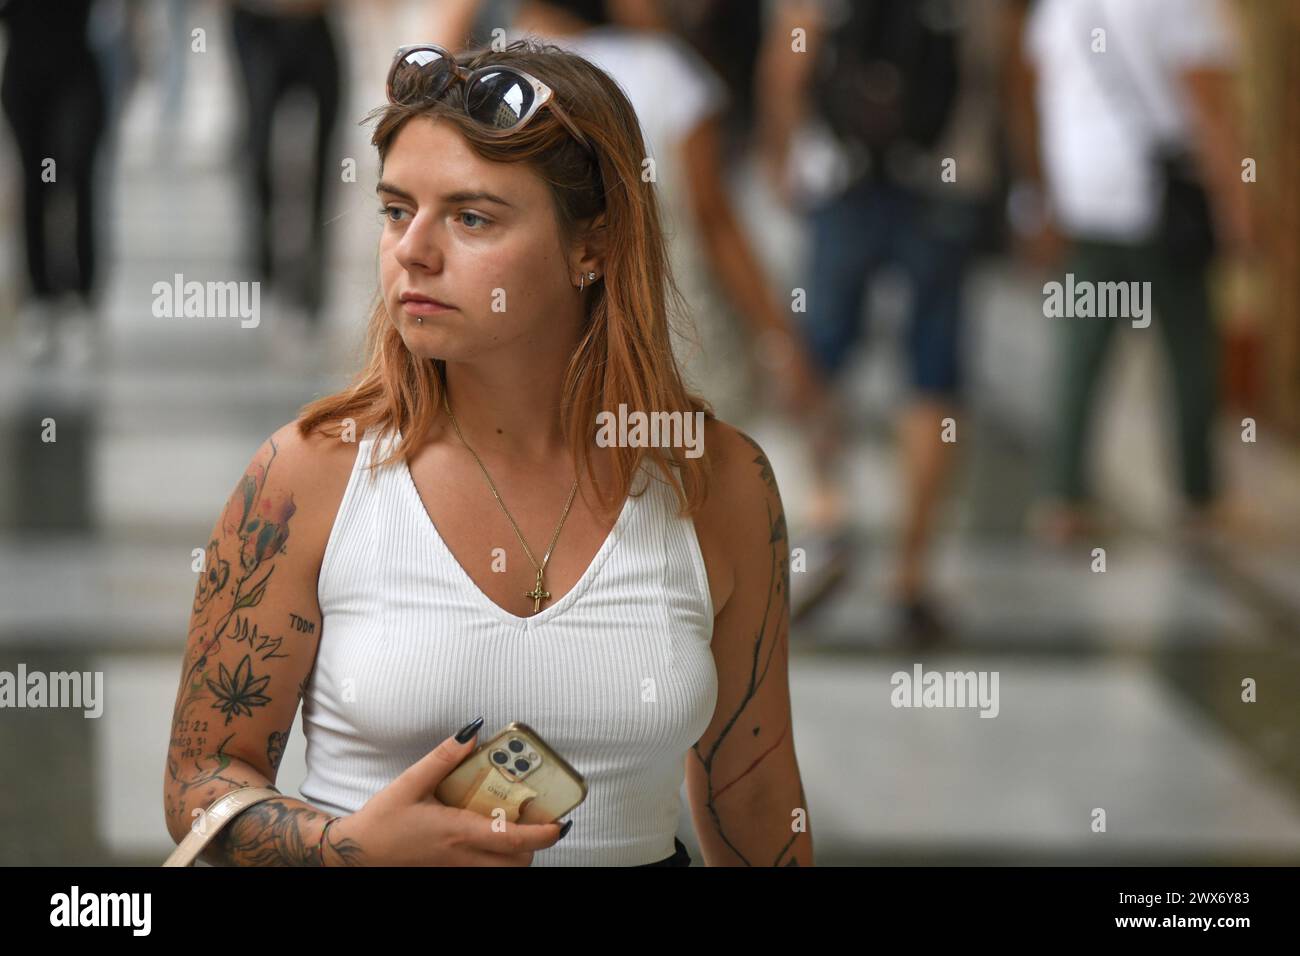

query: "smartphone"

left=435, top=721, right=587, bottom=825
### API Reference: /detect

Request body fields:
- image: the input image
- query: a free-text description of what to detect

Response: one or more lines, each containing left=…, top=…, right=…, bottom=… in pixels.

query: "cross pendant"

left=524, top=571, right=550, bottom=613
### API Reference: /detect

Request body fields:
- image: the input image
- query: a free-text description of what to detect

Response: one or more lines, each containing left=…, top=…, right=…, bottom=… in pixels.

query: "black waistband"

left=637, top=837, right=691, bottom=867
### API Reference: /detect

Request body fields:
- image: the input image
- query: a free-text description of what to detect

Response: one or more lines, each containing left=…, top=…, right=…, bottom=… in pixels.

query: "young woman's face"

left=377, top=116, right=579, bottom=362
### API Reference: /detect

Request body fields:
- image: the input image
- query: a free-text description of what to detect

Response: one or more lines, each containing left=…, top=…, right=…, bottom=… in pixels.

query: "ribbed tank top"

left=300, top=424, right=718, bottom=865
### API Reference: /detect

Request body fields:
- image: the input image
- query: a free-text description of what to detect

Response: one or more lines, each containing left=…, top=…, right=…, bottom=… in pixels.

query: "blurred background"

left=1, top=0, right=1298, bottom=865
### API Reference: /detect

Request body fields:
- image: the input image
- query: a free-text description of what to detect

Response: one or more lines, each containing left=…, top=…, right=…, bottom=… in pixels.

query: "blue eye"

left=459, top=211, right=489, bottom=229
left=379, top=205, right=409, bottom=223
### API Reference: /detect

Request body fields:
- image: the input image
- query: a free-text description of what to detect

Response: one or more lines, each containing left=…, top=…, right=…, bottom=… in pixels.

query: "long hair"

left=296, top=38, right=714, bottom=518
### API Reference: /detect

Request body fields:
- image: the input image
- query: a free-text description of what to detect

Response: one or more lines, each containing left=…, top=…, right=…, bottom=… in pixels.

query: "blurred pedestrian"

left=1008, top=0, right=1257, bottom=543
left=2, top=0, right=109, bottom=368
left=228, top=0, right=343, bottom=339
left=758, top=0, right=988, bottom=639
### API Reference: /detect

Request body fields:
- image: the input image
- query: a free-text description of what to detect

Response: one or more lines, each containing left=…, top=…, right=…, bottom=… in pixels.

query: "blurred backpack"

left=811, top=0, right=961, bottom=167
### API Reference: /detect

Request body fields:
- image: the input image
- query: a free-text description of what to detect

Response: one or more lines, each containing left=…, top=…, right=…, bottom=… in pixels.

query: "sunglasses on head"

left=386, top=44, right=595, bottom=158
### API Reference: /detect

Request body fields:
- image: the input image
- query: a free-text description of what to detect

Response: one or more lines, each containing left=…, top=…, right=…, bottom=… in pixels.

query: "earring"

left=579, top=271, right=596, bottom=291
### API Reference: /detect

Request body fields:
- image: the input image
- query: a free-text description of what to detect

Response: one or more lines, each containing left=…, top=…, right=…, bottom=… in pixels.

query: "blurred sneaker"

left=17, top=299, right=58, bottom=367
left=790, top=525, right=857, bottom=625
left=1027, top=498, right=1094, bottom=547
left=1176, top=497, right=1252, bottom=554
left=897, top=595, right=950, bottom=650
left=56, top=304, right=105, bottom=373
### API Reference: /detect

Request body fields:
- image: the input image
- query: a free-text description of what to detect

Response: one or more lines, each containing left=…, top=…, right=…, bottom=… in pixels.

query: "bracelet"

left=318, top=816, right=342, bottom=866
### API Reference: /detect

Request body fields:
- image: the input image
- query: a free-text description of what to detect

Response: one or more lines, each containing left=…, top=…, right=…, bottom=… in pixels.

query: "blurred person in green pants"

left=1007, top=0, right=1258, bottom=542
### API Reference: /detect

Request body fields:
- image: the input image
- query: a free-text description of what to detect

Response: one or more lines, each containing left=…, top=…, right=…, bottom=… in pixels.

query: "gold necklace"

left=442, top=391, right=580, bottom=613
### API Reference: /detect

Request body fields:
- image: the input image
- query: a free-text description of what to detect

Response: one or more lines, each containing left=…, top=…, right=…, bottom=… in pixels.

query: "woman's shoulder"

left=702, top=417, right=782, bottom=506
left=261, top=418, right=367, bottom=484
left=690, top=418, right=787, bottom=619
left=245, top=418, right=368, bottom=579
left=696, top=418, right=785, bottom=540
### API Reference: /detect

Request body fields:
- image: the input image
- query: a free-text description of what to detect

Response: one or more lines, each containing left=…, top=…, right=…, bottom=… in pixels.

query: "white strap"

left=162, top=786, right=284, bottom=867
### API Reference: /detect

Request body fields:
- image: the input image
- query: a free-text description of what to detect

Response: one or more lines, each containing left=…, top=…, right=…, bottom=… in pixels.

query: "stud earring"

left=579, top=271, right=597, bottom=291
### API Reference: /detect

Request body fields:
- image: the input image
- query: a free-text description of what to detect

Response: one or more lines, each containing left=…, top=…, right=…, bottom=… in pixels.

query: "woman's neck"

left=432, top=357, right=621, bottom=516
left=439, top=361, right=570, bottom=466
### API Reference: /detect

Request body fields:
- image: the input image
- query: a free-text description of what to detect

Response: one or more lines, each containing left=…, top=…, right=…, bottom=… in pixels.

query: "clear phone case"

left=434, top=721, right=587, bottom=824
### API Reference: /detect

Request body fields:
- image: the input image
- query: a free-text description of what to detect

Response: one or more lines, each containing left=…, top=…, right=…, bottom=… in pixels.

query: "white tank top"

left=300, top=425, right=718, bottom=865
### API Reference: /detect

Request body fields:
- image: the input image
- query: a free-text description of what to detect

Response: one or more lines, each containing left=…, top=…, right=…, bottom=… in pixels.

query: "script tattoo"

left=164, top=732, right=246, bottom=824
left=692, top=432, right=799, bottom=866
left=230, top=614, right=289, bottom=661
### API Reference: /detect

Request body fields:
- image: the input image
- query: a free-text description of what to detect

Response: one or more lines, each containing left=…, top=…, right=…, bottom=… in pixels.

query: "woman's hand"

left=327, top=727, right=568, bottom=866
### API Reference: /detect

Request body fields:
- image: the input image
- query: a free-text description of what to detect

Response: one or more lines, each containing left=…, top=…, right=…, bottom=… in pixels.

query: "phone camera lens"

left=514, top=759, right=530, bottom=772
left=508, top=739, right=524, bottom=753
left=491, top=750, right=507, bottom=764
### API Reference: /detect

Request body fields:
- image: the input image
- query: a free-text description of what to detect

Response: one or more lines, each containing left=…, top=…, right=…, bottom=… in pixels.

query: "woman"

left=163, top=39, right=812, bottom=866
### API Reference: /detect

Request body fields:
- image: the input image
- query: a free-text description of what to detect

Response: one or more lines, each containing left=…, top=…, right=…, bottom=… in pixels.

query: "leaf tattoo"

left=206, top=654, right=272, bottom=724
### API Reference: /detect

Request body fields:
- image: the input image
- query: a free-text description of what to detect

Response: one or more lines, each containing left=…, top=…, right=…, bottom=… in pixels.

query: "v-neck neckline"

left=389, top=428, right=641, bottom=629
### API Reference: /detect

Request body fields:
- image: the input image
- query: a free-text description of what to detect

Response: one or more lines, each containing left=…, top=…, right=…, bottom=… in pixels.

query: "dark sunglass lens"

left=390, top=49, right=453, bottom=104
left=465, top=71, right=536, bottom=130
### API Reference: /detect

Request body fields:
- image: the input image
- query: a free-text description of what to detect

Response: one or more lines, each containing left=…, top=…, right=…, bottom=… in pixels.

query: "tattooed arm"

left=163, top=422, right=361, bottom=866
left=685, top=422, right=814, bottom=866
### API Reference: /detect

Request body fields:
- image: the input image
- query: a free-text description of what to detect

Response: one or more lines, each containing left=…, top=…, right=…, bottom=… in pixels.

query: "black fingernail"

left=557, top=819, right=574, bottom=840
left=455, top=715, right=484, bottom=743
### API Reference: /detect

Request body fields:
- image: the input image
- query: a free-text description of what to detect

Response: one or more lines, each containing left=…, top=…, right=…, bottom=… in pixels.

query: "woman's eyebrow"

left=442, top=189, right=514, bottom=208
left=375, top=181, right=513, bottom=209
left=375, top=181, right=416, bottom=202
